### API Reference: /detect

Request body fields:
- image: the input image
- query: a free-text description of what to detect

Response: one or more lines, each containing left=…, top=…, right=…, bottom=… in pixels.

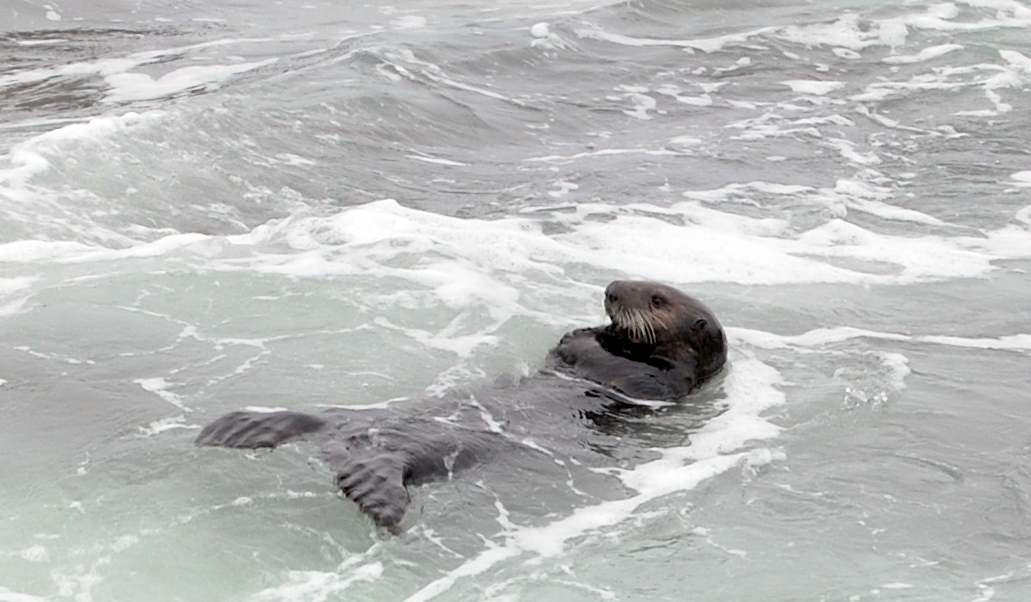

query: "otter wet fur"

left=195, top=280, right=727, bottom=531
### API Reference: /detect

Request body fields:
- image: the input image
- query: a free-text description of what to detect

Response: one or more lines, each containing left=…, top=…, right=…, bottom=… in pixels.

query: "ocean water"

left=3, top=0, right=1031, bottom=600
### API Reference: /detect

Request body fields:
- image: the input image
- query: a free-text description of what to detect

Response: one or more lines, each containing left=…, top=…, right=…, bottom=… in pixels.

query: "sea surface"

left=3, top=0, right=1031, bottom=600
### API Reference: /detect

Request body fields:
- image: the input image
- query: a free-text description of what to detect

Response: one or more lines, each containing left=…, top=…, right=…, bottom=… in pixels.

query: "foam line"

left=575, top=24, right=774, bottom=53
left=104, top=60, right=276, bottom=103
left=8, top=197, right=1027, bottom=289
left=780, top=80, right=845, bottom=95
left=731, top=326, right=1031, bottom=353
left=883, top=43, right=964, bottom=64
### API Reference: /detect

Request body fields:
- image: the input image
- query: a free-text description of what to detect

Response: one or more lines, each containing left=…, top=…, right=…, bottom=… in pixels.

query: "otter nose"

left=604, top=282, right=620, bottom=304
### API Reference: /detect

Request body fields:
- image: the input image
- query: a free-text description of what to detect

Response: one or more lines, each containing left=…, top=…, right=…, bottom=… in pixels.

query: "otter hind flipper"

left=335, top=453, right=410, bottom=530
left=326, top=424, right=502, bottom=530
left=195, top=410, right=329, bottom=449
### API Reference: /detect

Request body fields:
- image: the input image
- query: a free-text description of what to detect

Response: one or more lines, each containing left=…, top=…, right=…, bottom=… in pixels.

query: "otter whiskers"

left=610, top=306, right=666, bottom=345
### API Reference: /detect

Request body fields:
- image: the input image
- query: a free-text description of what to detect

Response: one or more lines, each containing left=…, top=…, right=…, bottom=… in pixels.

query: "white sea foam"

left=877, top=352, right=912, bottom=391
left=883, top=43, right=964, bottom=64
left=527, top=147, right=680, bottom=163
left=668, top=135, right=703, bottom=146
left=919, top=334, right=1031, bottom=351
left=777, top=13, right=907, bottom=51
left=574, top=24, right=774, bottom=54
left=375, top=315, right=502, bottom=358
left=0, top=276, right=36, bottom=297
left=732, top=326, right=1031, bottom=354
left=134, top=377, right=187, bottom=410
left=618, top=87, right=658, bottom=120
left=137, top=416, right=191, bottom=437
left=250, top=560, right=384, bottom=602
left=379, top=47, right=527, bottom=107
left=405, top=154, right=466, bottom=167
left=18, top=545, right=49, bottom=563
left=780, top=80, right=845, bottom=95
left=530, top=22, right=550, bottom=38
left=241, top=406, right=293, bottom=413
left=831, top=21, right=1031, bottom=113
left=0, top=586, right=49, bottom=602
left=0, top=57, right=140, bottom=90
left=778, top=2, right=1031, bottom=55
left=1001, top=49, right=1031, bottom=73
left=104, top=60, right=275, bottom=103
left=391, top=15, right=427, bottom=30
left=0, top=240, right=100, bottom=262
left=12, top=192, right=1028, bottom=289
left=58, top=233, right=214, bottom=263
left=1011, top=171, right=1031, bottom=186
left=0, top=37, right=278, bottom=104
left=823, top=138, right=880, bottom=165
left=0, top=111, right=165, bottom=188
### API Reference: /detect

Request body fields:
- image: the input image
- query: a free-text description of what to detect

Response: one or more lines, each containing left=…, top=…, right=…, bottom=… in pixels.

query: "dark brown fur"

left=196, top=281, right=727, bottom=530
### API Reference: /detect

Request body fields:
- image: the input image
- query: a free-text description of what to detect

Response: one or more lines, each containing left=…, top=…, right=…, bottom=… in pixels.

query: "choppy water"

left=3, top=0, right=1031, bottom=600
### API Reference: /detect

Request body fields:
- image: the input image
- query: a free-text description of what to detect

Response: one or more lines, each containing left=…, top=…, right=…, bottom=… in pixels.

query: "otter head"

left=603, top=280, right=727, bottom=381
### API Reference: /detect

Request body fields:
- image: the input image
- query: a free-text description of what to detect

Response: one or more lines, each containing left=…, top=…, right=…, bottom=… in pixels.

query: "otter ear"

left=692, top=318, right=708, bottom=332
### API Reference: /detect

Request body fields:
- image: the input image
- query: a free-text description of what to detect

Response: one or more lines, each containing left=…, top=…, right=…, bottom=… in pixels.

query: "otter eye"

left=651, top=294, right=665, bottom=307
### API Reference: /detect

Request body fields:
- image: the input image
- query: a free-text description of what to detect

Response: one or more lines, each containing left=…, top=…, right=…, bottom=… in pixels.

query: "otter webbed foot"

left=335, top=453, right=410, bottom=530
left=195, top=410, right=329, bottom=449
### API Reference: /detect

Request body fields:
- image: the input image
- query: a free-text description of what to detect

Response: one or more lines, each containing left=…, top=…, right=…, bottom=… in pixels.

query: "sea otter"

left=195, top=280, right=726, bottom=530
